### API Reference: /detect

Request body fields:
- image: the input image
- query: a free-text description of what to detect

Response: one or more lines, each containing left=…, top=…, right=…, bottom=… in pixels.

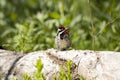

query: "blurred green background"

left=0, top=0, right=120, bottom=52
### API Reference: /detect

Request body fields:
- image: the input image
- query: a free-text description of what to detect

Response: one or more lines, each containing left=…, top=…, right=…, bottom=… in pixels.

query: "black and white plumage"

left=55, top=26, right=71, bottom=50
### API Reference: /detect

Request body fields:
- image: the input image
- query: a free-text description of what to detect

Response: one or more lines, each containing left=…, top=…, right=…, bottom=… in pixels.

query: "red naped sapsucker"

left=55, top=26, right=71, bottom=50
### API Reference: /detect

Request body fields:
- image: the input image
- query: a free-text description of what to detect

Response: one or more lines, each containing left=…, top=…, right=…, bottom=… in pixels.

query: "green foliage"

left=0, top=73, right=1, bottom=80
left=0, top=0, right=120, bottom=52
left=3, top=23, right=36, bottom=52
left=58, top=60, right=72, bottom=80
left=12, top=77, right=18, bottom=80
left=67, top=60, right=72, bottom=80
left=12, top=59, right=45, bottom=80
left=11, top=59, right=85, bottom=80
left=79, top=75, right=86, bottom=80
left=34, top=59, right=46, bottom=80
left=23, top=73, right=32, bottom=80
left=54, top=60, right=85, bottom=80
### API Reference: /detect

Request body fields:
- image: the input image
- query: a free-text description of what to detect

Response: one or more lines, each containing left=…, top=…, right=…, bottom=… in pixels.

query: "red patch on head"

left=59, top=26, right=65, bottom=29
left=63, top=29, right=69, bottom=34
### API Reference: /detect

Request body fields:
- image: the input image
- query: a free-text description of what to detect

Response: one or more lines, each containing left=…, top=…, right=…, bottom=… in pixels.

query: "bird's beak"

left=66, top=28, right=68, bottom=30
left=65, top=28, right=69, bottom=31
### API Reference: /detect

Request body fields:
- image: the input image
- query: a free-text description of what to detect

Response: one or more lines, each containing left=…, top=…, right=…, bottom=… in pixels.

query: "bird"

left=55, top=25, right=71, bottom=50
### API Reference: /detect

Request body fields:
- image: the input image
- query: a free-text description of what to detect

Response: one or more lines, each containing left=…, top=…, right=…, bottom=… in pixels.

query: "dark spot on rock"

left=89, top=61, right=92, bottom=66
left=74, top=74, right=81, bottom=80
left=13, top=71, right=17, bottom=75
left=70, top=63, right=77, bottom=71
left=20, top=64, right=24, bottom=66
left=84, top=52, right=87, bottom=55
left=75, top=78, right=80, bottom=80
left=97, top=57, right=100, bottom=62
left=90, top=51, right=93, bottom=53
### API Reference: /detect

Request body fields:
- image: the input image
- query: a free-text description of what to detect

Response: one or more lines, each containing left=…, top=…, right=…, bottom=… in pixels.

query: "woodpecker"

left=55, top=26, right=71, bottom=50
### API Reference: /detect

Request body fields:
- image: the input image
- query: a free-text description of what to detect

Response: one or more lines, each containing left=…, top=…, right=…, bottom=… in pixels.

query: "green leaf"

left=49, top=12, right=60, bottom=19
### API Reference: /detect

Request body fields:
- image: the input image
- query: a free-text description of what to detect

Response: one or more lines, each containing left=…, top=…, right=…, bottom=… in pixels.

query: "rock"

left=0, top=49, right=120, bottom=80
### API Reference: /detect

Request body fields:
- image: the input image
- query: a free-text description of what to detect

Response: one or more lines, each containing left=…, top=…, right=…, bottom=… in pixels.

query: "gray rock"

left=0, top=49, right=120, bottom=80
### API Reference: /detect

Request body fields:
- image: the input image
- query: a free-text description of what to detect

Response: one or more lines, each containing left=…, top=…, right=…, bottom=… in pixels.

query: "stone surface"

left=0, top=49, right=120, bottom=80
